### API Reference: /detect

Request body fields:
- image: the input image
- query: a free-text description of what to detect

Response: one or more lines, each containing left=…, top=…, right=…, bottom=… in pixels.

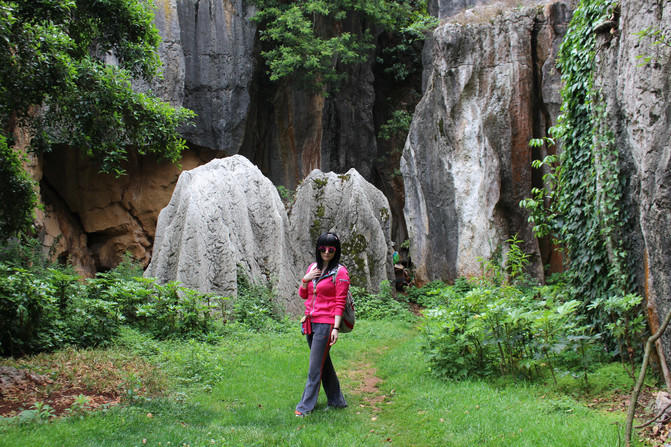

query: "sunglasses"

left=319, top=246, right=337, bottom=254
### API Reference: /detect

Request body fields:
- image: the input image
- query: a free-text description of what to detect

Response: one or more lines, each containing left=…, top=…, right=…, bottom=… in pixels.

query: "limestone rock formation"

left=289, top=169, right=394, bottom=291
left=145, top=155, right=301, bottom=314
left=592, top=0, right=671, bottom=384
left=141, top=0, right=186, bottom=108
left=428, top=0, right=490, bottom=19
left=157, top=0, right=257, bottom=153
left=401, top=3, right=570, bottom=285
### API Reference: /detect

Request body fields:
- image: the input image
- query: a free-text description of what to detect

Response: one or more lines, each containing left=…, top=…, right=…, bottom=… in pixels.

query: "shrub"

left=404, top=280, right=450, bottom=308
left=0, top=136, right=37, bottom=237
left=230, top=267, right=284, bottom=332
left=352, top=281, right=414, bottom=322
left=419, top=237, right=604, bottom=384
left=0, top=257, right=230, bottom=355
left=420, top=280, right=597, bottom=382
left=0, top=264, right=63, bottom=355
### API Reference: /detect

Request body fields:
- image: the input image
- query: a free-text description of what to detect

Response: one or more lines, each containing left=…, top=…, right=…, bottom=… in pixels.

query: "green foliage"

left=0, top=258, right=230, bottom=355
left=9, top=402, right=55, bottom=425
left=251, top=0, right=436, bottom=92
left=232, top=268, right=285, bottom=332
left=404, top=280, right=450, bottom=308
left=378, top=109, right=412, bottom=141
left=0, top=0, right=195, bottom=232
left=420, top=239, right=603, bottom=384
left=351, top=282, right=414, bottom=322
left=376, top=10, right=438, bottom=82
left=0, top=0, right=195, bottom=163
left=0, top=235, right=46, bottom=269
left=634, top=26, right=671, bottom=66
left=276, top=185, right=296, bottom=208
left=64, top=394, right=91, bottom=419
left=0, top=135, right=37, bottom=236
left=0, top=264, right=66, bottom=355
left=477, top=235, right=533, bottom=287
left=519, top=150, right=559, bottom=240
left=520, top=0, right=637, bottom=328
left=588, top=292, right=646, bottom=376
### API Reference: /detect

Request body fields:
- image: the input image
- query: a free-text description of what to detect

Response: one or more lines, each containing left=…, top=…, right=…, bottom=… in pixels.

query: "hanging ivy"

left=522, top=0, right=634, bottom=309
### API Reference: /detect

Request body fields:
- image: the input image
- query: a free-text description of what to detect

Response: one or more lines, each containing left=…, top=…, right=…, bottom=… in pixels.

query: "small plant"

left=276, top=185, right=296, bottom=208
left=231, top=267, right=283, bottom=331
left=13, top=402, right=55, bottom=425
left=505, top=234, right=531, bottom=283
left=120, top=373, right=146, bottom=404
left=404, top=281, right=448, bottom=308
left=378, top=110, right=413, bottom=141
left=588, top=293, right=646, bottom=377
left=65, top=394, right=91, bottom=419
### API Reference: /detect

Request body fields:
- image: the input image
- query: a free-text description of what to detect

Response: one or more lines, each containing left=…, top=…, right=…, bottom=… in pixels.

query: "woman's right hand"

left=302, top=266, right=322, bottom=283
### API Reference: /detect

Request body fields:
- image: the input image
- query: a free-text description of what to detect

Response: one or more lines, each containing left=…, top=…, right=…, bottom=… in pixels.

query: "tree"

left=251, top=0, right=437, bottom=91
left=0, top=0, right=195, bottom=236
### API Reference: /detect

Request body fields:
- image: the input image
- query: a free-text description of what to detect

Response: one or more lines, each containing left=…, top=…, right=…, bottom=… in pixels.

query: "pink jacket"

left=299, top=263, right=349, bottom=324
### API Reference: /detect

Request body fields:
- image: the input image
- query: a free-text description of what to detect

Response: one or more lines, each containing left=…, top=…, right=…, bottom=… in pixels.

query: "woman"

left=295, top=232, right=349, bottom=417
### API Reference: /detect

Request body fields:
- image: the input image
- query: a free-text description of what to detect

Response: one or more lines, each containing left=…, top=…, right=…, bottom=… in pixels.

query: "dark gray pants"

left=296, top=322, right=347, bottom=413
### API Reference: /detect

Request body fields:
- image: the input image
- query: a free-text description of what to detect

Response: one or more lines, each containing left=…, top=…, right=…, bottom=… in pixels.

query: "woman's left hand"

left=329, top=329, right=339, bottom=346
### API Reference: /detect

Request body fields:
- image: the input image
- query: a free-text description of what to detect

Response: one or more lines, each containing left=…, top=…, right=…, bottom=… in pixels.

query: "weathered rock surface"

left=592, top=0, right=671, bottom=383
left=163, top=0, right=257, bottom=153
left=289, top=169, right=394, bottom=291
left=401, top=3, right=570, bottom=285
left=141, top=0, right=186, bottom=107
left=145, top=155, right=301, bottom=314
left=40, top=146, right=215, bottom=274
left=428, top=0, right=490, bottom=19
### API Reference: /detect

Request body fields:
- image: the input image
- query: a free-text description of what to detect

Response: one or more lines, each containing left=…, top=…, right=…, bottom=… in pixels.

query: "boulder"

left=145, top=155, right=301, bottom=314
left=401, top=3, right=570, bottom=285
left=289, top=169, right=394, bottom=291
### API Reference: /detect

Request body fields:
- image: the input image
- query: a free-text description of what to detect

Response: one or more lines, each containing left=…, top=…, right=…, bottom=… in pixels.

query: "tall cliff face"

left=592, top=1, right=671, bottom=376
left=152, top=0, right=384, bottom=187
left=401, top=3, right=571, bottom=284
left=172, top=0, right=257, bottom=153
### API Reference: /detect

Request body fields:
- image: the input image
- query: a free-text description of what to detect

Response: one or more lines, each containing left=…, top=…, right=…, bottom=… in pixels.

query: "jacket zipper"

left=310, top=269, right=337, bottom=317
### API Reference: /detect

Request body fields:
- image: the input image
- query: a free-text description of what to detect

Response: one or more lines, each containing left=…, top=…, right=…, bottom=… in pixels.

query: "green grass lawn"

left=0, top=320, right=644, bottom=446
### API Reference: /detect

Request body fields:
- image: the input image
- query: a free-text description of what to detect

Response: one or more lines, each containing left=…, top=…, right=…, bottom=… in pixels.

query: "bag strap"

left=332, top=264, right=342, bottom=285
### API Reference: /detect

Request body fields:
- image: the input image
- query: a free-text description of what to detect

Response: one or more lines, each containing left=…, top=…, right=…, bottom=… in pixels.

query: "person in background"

left=295, top=232, right=349, bottom=417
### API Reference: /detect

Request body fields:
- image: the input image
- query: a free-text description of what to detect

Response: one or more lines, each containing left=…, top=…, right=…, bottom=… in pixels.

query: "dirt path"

left=341, top=360, right=387, bottom=412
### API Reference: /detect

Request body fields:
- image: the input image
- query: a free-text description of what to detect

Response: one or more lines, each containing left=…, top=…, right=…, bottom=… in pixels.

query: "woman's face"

left=319, top=245, right=336, bottom=263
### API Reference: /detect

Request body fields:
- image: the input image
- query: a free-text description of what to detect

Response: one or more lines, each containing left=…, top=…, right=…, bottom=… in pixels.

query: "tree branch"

left=634, top=401, right=671, bottom=429
left=625, top=306, right=671, bottom=446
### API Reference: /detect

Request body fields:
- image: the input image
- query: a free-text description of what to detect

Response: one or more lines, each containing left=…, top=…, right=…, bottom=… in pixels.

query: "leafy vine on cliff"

left=522, top=0, right=635, bottom=311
